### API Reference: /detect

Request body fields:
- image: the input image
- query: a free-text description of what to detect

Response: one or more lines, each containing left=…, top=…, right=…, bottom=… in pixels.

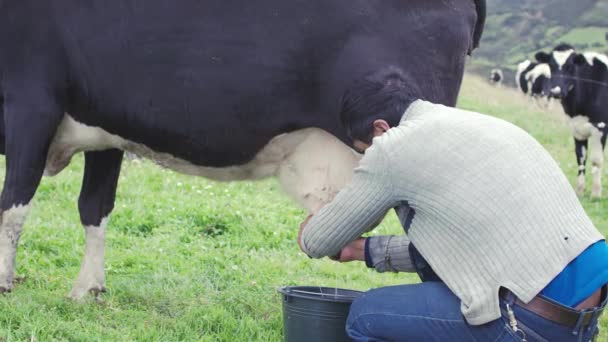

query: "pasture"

left=0, top=75, right=606, bottom=341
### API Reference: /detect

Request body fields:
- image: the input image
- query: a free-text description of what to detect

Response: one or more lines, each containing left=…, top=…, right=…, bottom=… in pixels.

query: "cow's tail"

left=470, top=0, right=486, bottom=54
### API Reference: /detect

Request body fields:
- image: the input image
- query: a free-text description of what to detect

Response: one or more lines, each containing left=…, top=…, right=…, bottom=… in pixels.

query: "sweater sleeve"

left=366, top=235, right=416, bottom=272
left=300, top=143, right=396, bottom=258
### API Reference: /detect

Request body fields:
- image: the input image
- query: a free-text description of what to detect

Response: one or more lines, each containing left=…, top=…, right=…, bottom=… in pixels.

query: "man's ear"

left=372, top=120, right=390, bottom=136
left=535, top=51, right=551, bottom=63
left=572, top=53, right=587, bottom=66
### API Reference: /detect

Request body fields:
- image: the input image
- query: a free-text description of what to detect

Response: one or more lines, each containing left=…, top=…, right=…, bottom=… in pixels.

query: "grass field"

left=0, top=75, right=606, bottom=341
left=556, top=27, right=608, bottom=49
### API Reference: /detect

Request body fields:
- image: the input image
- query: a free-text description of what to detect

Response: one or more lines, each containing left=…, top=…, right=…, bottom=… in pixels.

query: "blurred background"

left=468, top=0, right=608, bottom=84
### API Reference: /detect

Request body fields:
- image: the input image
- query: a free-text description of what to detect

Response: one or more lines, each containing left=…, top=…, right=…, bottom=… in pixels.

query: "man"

left=298, top=67, right=608, bottom=341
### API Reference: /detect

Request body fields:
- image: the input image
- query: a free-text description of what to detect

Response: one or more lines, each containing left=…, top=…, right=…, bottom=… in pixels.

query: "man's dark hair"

left=340, top=66, right=419, bottom=144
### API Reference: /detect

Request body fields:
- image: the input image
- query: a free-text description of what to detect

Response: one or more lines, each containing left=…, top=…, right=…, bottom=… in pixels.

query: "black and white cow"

left=0, top=0, right=485, bottom=298
left=489, top=68, right=503, bottom=86
left=536, top=44, right=608, bottom=198
left=515, top=60, right=552, bottom=99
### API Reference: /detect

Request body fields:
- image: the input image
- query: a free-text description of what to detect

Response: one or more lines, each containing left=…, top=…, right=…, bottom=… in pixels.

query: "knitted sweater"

left=300, top=100, right=604, bottom=325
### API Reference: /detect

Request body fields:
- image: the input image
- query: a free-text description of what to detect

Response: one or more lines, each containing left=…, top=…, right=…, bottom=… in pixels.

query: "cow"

left=516, top=60, right=534, bottom=93
left=0, top=0, right=486, bottom=299
left=516, top=60, right=551, bottom=97
left=525, top=63, right=552, bottom=99
left=515, top=59, right=553, bottom=108
left=489, top=68, right=503, bottom=86
left=536, top=44, right=608, bottom=198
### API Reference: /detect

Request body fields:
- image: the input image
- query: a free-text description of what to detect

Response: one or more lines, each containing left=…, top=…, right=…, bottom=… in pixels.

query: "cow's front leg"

left=574, top=138, right=588, bottom=196
left=0, top=86, right=64, bottom=293
left=590, top=125, right=607, bottom=199
left=276, top=129, right=361, bottom=214
left=69, top=150, right=123, bottom=300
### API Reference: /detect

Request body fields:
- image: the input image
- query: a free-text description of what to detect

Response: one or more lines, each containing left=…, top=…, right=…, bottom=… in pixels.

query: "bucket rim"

left=278, top=286, right=362, bottom=303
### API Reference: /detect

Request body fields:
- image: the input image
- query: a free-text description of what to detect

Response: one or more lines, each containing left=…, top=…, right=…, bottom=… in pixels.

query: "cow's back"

left=2, top=0, right=479, bottom=167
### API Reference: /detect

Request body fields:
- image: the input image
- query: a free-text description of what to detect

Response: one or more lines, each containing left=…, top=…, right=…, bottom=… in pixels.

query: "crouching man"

left=298, top=68, right=608, bottom=342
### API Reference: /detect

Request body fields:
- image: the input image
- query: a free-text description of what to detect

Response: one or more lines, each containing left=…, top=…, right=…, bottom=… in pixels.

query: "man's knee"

left=346, top=291, right=374, bottom=339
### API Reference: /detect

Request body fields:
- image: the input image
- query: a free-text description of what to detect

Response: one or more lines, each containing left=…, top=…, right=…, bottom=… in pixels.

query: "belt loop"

left=572, top=311, right=585, bottom=336
left=585, top=310, right=601, bottom=332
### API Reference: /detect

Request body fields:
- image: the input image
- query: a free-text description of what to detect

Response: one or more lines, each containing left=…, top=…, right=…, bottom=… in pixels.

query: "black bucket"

left=278, top=286, right=362, bottom=342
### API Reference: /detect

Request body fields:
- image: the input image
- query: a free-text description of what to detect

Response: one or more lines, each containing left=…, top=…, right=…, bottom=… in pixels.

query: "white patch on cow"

left=576, top=173, right=586, bottom=196
left=583, top=52, right=608, bottom=68
left=45, top=115, right=125, bottom=176
left=589, top=128, right=605, bottom=198
left=526, top=63, right=551, bottom=82
left=515, top=60, right=531, bottom=87
left=69, top=217, right=108, bottom=300
left=553, top=49, right=574, bottom=70
left=568, top=116, right=596, bottom=141
left=598, top=122, right=606, bottom=129
left=0, top=204, right=31, bottom=291
left=525, top=64, right=551, bottom=95
left=45, top=116, right=360, bottom=213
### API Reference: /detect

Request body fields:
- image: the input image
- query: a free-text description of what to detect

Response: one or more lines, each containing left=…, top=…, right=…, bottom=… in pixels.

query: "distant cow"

left=515, top=60, right=552, bottom=98
left=515, top=59, right=553, bottom=109
left=0, top=0, right=486, bottom=298
left=489, top=68, right=503, bottom=85
left=536, top=44, right=608, bottom=198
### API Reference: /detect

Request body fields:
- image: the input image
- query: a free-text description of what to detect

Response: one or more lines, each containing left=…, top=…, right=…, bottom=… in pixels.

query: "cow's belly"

left=46, top=115, right=361, bottom=212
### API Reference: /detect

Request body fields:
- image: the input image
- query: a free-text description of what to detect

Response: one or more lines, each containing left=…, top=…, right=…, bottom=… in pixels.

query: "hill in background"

left=468, top=0, right=608, bottom=86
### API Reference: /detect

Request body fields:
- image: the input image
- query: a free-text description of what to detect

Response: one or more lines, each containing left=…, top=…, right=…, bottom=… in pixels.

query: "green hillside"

left=469, top=0, right=608, bottom=85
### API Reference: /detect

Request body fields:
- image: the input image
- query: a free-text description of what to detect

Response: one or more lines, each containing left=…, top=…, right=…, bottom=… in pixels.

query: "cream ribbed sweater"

left=301, top=100, right=604, bottom=325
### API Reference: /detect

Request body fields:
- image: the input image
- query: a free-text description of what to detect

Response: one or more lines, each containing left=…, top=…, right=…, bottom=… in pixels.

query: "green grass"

left=556, top=27, right=608, bottom=48
left=0, top=75, right=607, bottom=341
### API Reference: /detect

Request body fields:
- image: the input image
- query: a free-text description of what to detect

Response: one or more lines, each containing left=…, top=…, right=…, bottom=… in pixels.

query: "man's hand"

left=298, top=214, right=314, bottom=253
left=299, top=214, right=366, bottom=262
left=337, top=238, right=366, bottom=262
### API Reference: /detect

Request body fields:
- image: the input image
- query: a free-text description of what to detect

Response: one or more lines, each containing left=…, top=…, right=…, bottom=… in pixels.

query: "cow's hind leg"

left=574, top=139, right=588, bottom=196
left=69, top=150, right=123, bottom=300
left=276, top=129, right=361, bottom=214
left=0, top=87, right=63, bottom=293
left=590, top=125, right=607, bottom=199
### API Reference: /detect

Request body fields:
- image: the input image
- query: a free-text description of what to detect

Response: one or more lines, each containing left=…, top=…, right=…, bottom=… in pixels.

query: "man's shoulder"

left=402, top=100, right=525, bottom=135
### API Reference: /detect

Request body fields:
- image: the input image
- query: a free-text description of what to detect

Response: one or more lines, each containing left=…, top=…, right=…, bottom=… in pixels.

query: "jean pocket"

left=495, top=324, right=526, bottom=342
left=498, top=317, right=551, bottom=342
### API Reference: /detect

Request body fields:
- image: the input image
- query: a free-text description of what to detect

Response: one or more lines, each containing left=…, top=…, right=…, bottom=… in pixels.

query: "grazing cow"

left=516, top=60, right=552, bottom=98
left=536, top=44, right=608, bottom=198
left=525, top=63, right=552, bottom=99
left=0, top=0, right=485, bottom=298
left=489, top=68, right=503, bottom=86
left=515, top=59, right=553, bottom=109
left=516, top=60, right=534, bottom=93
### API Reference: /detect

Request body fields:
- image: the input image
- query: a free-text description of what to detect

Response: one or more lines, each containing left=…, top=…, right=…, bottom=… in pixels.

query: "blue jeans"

left=346, top=282, right=605, bottom=341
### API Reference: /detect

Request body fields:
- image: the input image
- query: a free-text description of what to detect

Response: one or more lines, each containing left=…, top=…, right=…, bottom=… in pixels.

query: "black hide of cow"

left=0, top=0, right=485, bottom=295
left=530, top=73, right=552, bottom=98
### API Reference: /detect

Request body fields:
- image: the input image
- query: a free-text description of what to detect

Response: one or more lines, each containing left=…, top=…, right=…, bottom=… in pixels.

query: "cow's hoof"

left=591, top=191, right=602, bottom=200
left=69, top=284, right=106, bottom=302
left=0, top=282, right=13, bottom=294
left=0, top=276, right=14, bottom=294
